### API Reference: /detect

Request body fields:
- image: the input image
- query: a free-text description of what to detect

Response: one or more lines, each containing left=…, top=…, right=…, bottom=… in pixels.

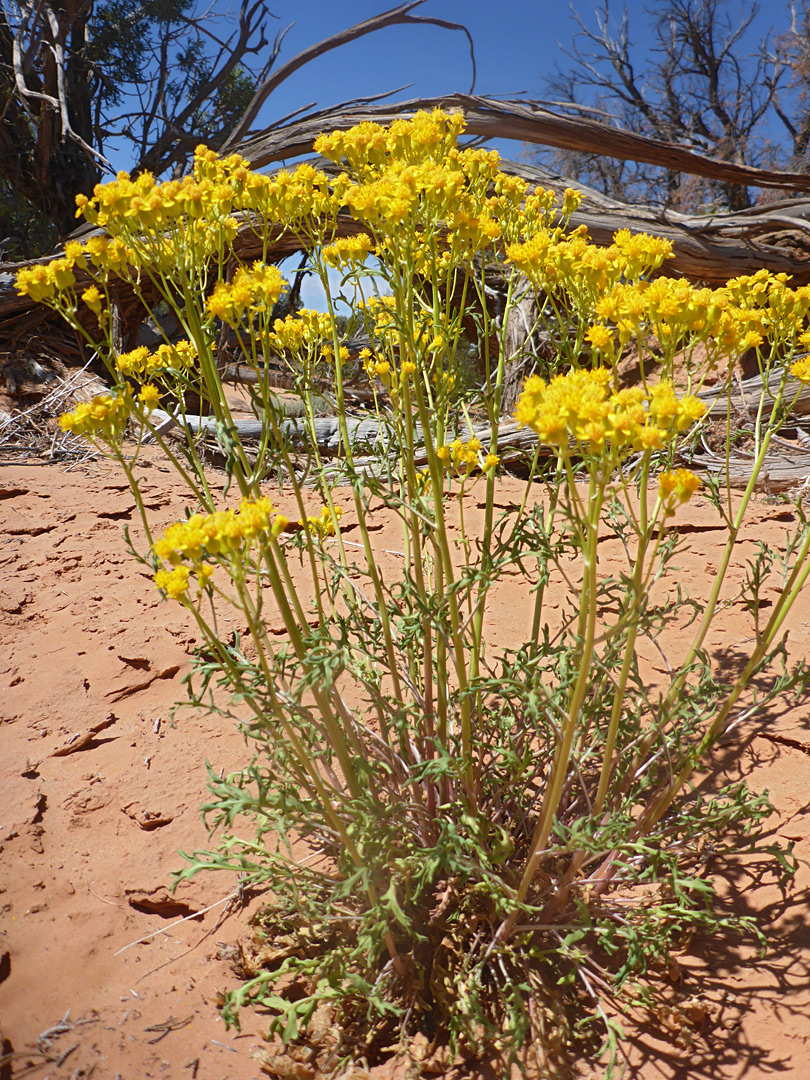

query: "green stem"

left=511, top=460, right=604, bottom=911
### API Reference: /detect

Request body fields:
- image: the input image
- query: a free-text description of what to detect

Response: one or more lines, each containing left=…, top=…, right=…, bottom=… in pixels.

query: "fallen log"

left=148, top=408, right=545, bottom=464
left=698, top=365, right=810, bottom=420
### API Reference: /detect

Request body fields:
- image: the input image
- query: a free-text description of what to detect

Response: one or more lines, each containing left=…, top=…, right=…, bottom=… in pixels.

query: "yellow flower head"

left=586, top=324, right=615, bottom=354
left=298, top=506, right=343, bottom=538
left=659, top=468, right=701, bottom=515
left=138, top=384, right=161, bottom=411
left=791, top=354, right=810, bottom=383
left=81, top=285, right=104, bottom=317
left=269, top=309, right=333, bottom=354
left=152, top=497, right=276, bottom=567
left=58, top=388, right=134, bottom=446
left=561, top=188, right=582, bottom=216
left=436, top=438, right=482, bottom=475
left=154, top=565, right=191, bottom=601
left=321, top=233, right=374, bottom=268
left=15, top=258, right=76, bottom=304
left=515, top=370, right=705, bottom=457
left=206, top=263, right=285, bottom=328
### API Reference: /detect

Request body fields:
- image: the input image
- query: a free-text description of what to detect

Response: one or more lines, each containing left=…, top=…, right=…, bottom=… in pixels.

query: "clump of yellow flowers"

left=151, top=497, right=288, bottom=600
left=516, top=369, right=706, bottom=458
left=58, top=388, right=135, bottom=444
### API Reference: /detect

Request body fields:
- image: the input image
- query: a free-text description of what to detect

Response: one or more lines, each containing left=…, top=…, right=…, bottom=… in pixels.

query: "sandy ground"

left=2, top=437, right=810, bottom=1080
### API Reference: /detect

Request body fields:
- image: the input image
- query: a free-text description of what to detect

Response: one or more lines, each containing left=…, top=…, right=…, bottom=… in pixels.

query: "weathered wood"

left=237, top=94, right=810, bottom=196
left=698, top=366, right=810, bottom=419
left=687, top=445, right=810, bottom=492
left=148, top=407, right=542, bottom=463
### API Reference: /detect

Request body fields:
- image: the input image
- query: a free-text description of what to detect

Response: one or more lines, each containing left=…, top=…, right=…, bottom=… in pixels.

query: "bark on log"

left=236, top=94, right=810, bottom=196
left=148, top=407, right=543, bottom=464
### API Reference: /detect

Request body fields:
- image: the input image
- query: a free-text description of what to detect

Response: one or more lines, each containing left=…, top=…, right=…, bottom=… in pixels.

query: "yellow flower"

left=154, top=565, right=191, bottom=600
left=586, top=324, right=615, bottom=353
left=321, top=233, right=374, bottom=267
left=739, top=330, right=764, bottom=351
left=515, top=369, right=705, bottom=457
left=58, top=388, right=134, bottom=445
left=81, top=285, right=104, bottom=316
left=138, top=384, right=161, bottom=411
left=561, top=188, right=582, bottom=216
left=15, top=258, right=76, bottom=303
left=659, top=469, right=701, bottom=514
left=152, top=497, right=276, bottom=567
left=271, top=514, right=290, bottom=538
left=297, top=506, right=343, bottom=537
left=154, top=340, right=198, bottom=371
left=15, top=265, right=53, bottom=303
left=363, top=355, right=391, bottom=380
left=269, top=309, right=332, bottom=355
left=116, top=346, right=153, bottom=378
left=791, top=355, right=810, bottom=383
left=206, top=263, right=285, bottom=328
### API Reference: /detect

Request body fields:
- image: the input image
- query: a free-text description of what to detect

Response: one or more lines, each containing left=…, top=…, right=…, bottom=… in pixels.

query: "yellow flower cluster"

left=658, top=468, right=701, bottom=514
left=30, top=149, right=335, bottom=305
left=268, top=309, right=333, bottom=355
left=507, top=228, right=673, bottom=302
left=314, top=110, right=570, bottom=267
left=301, top=506, right=343, bottom=537
left=360, top=347, right=391, bottom=382
left=206, top=263, right=285, bottom=328
left=515, top=369, right=706, bottom=455
left=75, top=150, right=250, bottom=232
left=723, top=270, right=810, bottom=342
left=589, top=270, right=810, bottom=361
left=315, top=109, right=467, bottom=173
left=77, top=235, right=134, bottom=275
left=16, top=258, right=76, bottom=303
left=242, top=161, right=337, bottom=229
left=320, top=343, right=350, bottom=365
left=321, top=233, right=375, bottom=268
left=153, top=497, right=282, bottom=567
left=58, top=389, right=133, bottom=445
left=437, top=436, right=481, bottom=472
left=116, top=340, right=197, bottom=378
left=154, top=564, right=194, bottom=600
left=362, top=294, right=397, bottom=336
left=16, top=235, right=137, bottom=309
left=435, top=438, right=497, bottom=476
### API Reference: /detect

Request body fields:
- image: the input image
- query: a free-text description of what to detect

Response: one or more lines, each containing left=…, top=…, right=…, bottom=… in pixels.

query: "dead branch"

left=220, top=1, right=476, bottom=151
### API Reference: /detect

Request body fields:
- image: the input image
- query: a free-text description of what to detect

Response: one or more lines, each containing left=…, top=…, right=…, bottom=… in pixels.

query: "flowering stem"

left=508, top=462, right=604, bottom=918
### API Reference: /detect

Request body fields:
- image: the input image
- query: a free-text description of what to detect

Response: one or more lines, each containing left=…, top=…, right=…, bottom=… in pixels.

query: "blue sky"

left=248, top=0, right=573, bottom=141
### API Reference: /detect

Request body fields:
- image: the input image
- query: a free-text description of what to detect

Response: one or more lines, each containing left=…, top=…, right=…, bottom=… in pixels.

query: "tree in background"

left=539, top=0, right=810, bottom=212
left=0, top=1, right=473, bottom=259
